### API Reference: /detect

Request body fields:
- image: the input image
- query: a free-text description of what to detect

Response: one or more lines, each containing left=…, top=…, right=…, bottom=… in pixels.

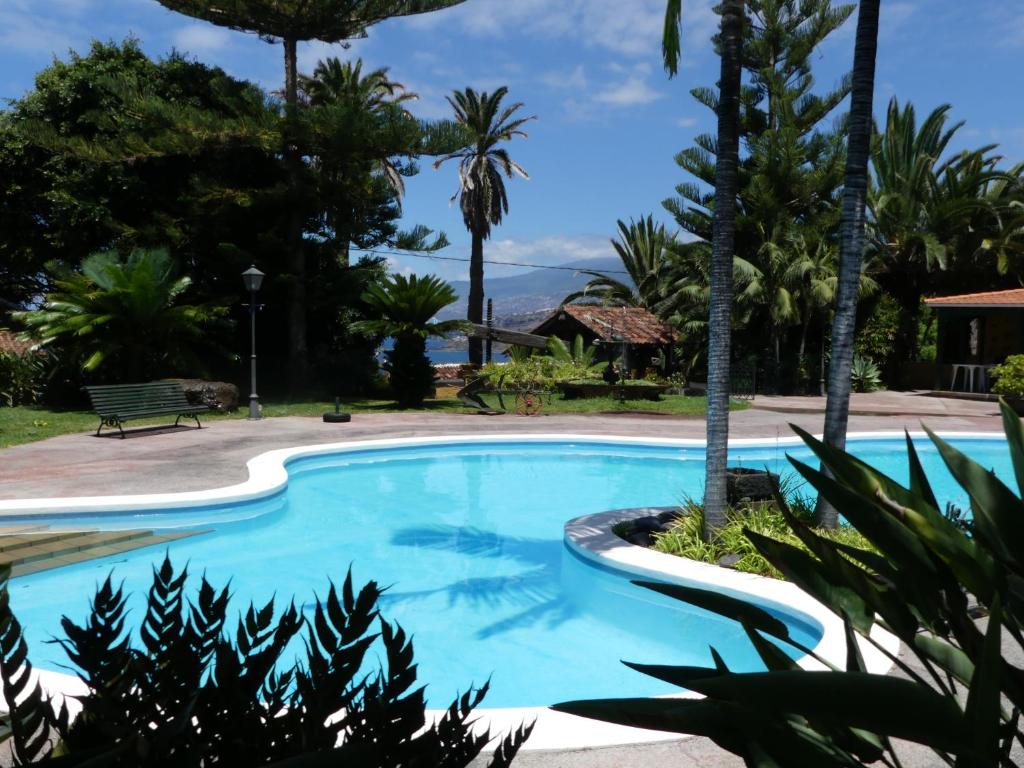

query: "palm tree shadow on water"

left=383, top=525, right=578, bottom=639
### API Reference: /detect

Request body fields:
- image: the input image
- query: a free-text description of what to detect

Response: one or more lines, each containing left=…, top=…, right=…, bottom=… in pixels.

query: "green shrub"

left=556, top=403, right=1024, bottom=766
left=652, top=500, right=873, bottom=579
left=0, top=557, right=529, bottom=766
left=480, top=357, right=558, bottom=390
left=0, top=349, right=47, bottom=407
left=850, top=354, right=882, bottom=392
left=989, top=354, right=1024, bottom=397
left=854, top=292, right=900, bottom=365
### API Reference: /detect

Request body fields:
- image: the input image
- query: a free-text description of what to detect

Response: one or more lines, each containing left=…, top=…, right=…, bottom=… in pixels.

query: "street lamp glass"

left=241, top=266, right=265, bottom=293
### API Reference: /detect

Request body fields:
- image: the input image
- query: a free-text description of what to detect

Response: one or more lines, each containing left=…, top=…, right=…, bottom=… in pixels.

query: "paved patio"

left=0, top=393, right=1009, bottom=767
left=0, top=392, right=1002, bottom=500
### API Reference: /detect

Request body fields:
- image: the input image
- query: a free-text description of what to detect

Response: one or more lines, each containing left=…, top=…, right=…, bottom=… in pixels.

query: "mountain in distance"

left=436, top=257, right=624, bottom=321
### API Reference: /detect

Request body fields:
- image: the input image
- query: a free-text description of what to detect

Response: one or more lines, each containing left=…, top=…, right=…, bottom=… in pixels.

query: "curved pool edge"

left=0, top=430, right=1004, bottom=518
left=0, top=430, right=990, bottom=751
left=564, top=509, right=901, bottom=680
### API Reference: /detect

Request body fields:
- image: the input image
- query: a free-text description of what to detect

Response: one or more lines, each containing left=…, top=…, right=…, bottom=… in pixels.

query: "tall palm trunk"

left=816, top=0, right=881, bottom=528
left=467, top=230, right=484, bottom=365
left=283, top=36, right=310, bottom=392
left=703, top=0, right=745, bottom=540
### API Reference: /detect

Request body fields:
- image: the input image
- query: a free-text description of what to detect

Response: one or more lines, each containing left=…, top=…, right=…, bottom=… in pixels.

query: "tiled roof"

left=534, top=305, right=678, bottom=345
left=924, top=289, right=1024, bottom=308
left=0, top=330, right=34, bottom=356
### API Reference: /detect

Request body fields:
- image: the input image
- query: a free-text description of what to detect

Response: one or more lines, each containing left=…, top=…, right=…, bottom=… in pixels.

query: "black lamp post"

left=241, top=266, right=265, bottom=421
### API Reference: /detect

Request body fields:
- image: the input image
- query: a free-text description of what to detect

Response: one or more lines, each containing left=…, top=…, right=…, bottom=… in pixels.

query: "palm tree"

left=562, top=216, right=672, bottom=310
left=868, top=99, right=970, bottom=366
left=665, top=0, right=745, bottom=538
left=817, top=0, right=881, bottom=528
left=434, top=87, right=535, bottom=366
left=300, top=57, right=416, bottom=197
left=15, top=249, right=229, bottom=382
left=351, top=273, right=466, bottom=408
left=780, top=235, right=837, bottom=379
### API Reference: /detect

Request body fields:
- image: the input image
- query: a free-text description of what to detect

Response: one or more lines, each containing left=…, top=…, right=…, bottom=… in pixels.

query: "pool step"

left=0, top=528, right=208, bottom=578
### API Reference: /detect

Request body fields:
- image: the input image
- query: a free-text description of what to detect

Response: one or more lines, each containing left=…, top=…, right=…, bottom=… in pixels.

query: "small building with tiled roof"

left=923, top=289, right=1024, bottom=392
left=529, top=305, right=677, bottom=375
left=0, top=330, right=34, bottom=357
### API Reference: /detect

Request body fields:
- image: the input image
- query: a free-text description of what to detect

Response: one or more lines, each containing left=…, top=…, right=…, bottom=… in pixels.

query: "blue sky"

left=1, top=0, right=1021, bottom=282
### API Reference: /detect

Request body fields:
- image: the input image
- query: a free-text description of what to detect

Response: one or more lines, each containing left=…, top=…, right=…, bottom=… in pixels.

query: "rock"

left=631, top=515, right=666, bottom=533
left=173, top=379, right=240, bottom=412
left=627, top=531, right=654, bottom=548
left=657, top=510, right=681, bottom=524
left=726, top=468, right=779, bottom=505
left=718, top=553, right=743, bottom=569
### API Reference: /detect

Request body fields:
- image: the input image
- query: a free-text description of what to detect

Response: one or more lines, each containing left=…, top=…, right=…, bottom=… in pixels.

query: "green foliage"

left=663, top=0, right=855, bottom=391
left=352, top=273, right=465, bottom=408
left=0, top=350, right=48, bottom=407
left=544, top=335, right=604, bottom=379
left=479, top=357, right=558, bottom=391
left=14, top=249, right=231, bottom=383
left=480, top=336, right=604, bottom=390
left=849, top=355, right=882, bottom=393
left=557, top=403, right=1024, bottom=766
left=869, top=99, right=1024, bottom=364
left=989, top=354, right=1024, bottom=397
left=562, top=216, right=674, bottom=311
left=153, top=0, right=469, bottom=45
left=653, top=499, right=873, bottom=580
left=0, top=556, right=529, bottom=766
left=853, top=292, right=900, bottom=366
left=433, top=87, right=534, bottom=239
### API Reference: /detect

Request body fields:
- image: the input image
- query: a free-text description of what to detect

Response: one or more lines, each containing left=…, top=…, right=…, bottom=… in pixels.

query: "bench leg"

left=96, top=418, right=105, bottom=437
left=194, top=415, right=202, bottom=429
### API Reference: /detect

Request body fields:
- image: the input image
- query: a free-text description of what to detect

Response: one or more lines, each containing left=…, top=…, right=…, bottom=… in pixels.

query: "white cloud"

left=594, top=76, right=661, bottom=106
left=0, top=1, right=80, bottom=56
left=485, top=234, right=609, bottom=268
left=172, top=24, right=234, bottom=56
left=676, top=116, right=698, bottom=128
left=592, top=63, right=661, bottom=107
left=540, top=64, right=587, bottom=90
left=402, top=0, right=717, bottom=60
left=383, top=235, right=611, bottom=282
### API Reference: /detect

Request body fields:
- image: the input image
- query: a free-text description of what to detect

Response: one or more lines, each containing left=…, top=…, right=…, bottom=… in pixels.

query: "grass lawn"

left=0, top=392, right=748, bottom=449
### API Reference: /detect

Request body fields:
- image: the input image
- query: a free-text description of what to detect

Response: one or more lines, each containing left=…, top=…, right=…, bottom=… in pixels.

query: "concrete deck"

left=0, top=394, right=1002, bottom=500
left=751, top=389, right=1004, bottom=417
left=0, top=394, right=1009, bottom=767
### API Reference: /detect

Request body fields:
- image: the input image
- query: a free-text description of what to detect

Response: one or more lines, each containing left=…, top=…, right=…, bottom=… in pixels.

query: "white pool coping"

left=0, top=430, right=1003, bottom=750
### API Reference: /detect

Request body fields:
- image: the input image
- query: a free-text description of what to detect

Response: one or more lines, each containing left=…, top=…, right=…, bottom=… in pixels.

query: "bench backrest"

left=84, top=381, right=192, bottom=415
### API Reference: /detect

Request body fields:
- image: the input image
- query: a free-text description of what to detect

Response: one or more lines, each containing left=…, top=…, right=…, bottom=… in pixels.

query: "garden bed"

left=557, top=380, right=669, bottom=401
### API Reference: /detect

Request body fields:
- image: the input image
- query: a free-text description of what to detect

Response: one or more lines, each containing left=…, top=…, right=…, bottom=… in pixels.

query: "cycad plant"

left=352, top=273, right=467, bottom=408
left=434, top=87, right=534, bottom=365
left=15, top=248, right=229, bottom=382
left=0, top=557, right=529, bottom=766
left=544, top=334, right=603, bottom=380
left=557, top=401, right=1024, bottom=767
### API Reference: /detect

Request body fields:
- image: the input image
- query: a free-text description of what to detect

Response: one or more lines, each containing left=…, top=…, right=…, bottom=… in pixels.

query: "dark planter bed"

left=557, top=381, right=670, bottom=401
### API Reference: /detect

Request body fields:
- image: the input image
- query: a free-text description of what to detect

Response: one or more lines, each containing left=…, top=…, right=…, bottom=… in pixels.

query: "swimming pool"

left=1, top=433, right=1009, bottom=715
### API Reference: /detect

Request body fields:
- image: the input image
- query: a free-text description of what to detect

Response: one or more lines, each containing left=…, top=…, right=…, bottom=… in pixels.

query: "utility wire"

left=348, top=246, right=631, bottom=275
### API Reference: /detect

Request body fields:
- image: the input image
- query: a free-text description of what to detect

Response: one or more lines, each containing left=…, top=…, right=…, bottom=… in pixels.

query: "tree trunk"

left=283, top=36, right=309, bottom=393
left=815, top=0, right=880, bottom=528
left=467, top=230, right=484, bottom=365
left=702, top=0, right=745, bottom=541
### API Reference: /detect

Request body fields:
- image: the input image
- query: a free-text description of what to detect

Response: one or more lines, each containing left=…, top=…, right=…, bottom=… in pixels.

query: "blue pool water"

left=6, top=436, right=1011, bottom=708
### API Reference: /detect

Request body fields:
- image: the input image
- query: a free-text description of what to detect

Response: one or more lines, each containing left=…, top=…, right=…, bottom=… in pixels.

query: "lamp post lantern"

left=242, top=266, right=265, bottom=420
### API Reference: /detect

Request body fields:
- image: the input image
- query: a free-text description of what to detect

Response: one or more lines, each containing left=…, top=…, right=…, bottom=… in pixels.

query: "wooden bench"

left=84, top=381, right=209, bottom=438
